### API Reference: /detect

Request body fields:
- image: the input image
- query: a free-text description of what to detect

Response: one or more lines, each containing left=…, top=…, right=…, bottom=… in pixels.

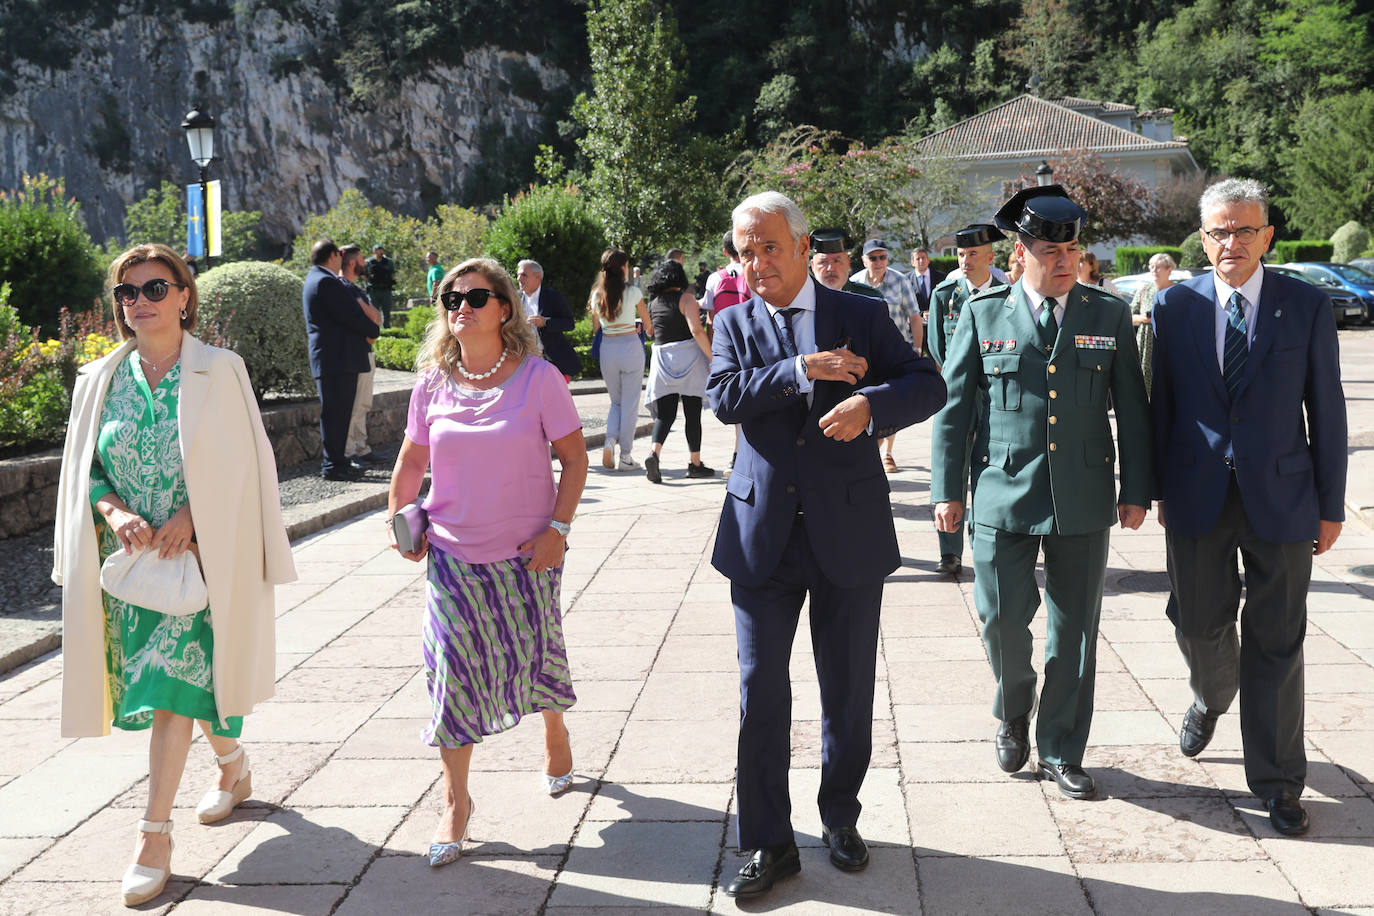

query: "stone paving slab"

left=2, top=333, right=1374, bottom=913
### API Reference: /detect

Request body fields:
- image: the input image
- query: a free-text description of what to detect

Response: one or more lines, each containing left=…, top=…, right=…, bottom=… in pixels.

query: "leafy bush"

left=483, top=184, right=607, bottom=314
left=404, top=305, right=435, bottom=341
left=0, top=173, right=104, bottom=332
left=197, top=261, right=313, bottom=400
left=929, top=256, right=957, bottom=274
left=417, top=205, right=488, bottom=271
left=1331, top=222, right=1370, bottom=264
left=374, top=336, right=420, bottom=371
left=1179, top=233, right=1208, bottom=269
left=1114, top=246, right=1185, bottom=275
left=286, top=189, right=428, bottom=300
left=1272, top=240, right=1335, bottom=263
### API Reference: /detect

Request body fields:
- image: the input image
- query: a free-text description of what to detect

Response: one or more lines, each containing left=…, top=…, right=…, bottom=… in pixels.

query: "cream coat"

left=52, top=332, right=296, bottom=737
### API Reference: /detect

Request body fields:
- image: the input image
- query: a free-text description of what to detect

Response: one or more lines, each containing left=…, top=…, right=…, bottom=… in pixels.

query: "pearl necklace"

left=138, top=345, right=181, bottom=373
left=456, top=348, right=509, bottom=381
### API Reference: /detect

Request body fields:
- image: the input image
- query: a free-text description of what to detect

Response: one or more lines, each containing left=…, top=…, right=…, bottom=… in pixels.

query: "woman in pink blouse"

left=387, top=258, right=589, bottom=867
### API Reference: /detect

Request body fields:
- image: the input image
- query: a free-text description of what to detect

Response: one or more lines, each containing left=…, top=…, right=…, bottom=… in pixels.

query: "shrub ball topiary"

left=483, top=184, right=607, bottom=316
left=1178, top=233, right=1208, bottom=269
left=1331, top=221, right=1370, bottom=264
left=197, top=261, right=313, bottom=400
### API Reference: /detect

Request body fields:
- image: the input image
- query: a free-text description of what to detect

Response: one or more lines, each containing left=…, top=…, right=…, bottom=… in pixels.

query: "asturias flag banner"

left=186, top=181, right=223, bottom=258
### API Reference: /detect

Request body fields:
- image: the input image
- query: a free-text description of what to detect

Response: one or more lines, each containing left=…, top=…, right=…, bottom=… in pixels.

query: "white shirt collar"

left=1020, top=280, right=1067, bottom=320
left=1211, top=266, right=1264, bottom=315
left=766, top=276, right=818, bottom=316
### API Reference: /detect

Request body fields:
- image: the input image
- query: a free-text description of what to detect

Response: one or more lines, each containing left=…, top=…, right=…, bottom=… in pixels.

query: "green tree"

left=572, top=0, right=724, bottom=258
left=1279, top=91, right=1374, bottom=238
left=483, top=184, right=607, bottom=313
left=416, top=205, right=489, bottom=273
left=999, top=0, right=1097, bottom=99
left=0, top=173, right=103, bottom=331
left=286, top=189, right=427, bottom=297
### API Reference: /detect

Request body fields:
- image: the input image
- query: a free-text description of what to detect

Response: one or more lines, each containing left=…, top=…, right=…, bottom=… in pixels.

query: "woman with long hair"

left=589, top=249, right=652, bottom=470
left=388, top=258, right=588, bottom=866
left=642, top=258, right=715, bottom=483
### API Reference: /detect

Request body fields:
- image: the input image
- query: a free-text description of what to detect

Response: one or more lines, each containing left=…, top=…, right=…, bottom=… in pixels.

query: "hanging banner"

left=186, top=183, right=206, bottom=258
left=207, top=180, right=222, bottom=258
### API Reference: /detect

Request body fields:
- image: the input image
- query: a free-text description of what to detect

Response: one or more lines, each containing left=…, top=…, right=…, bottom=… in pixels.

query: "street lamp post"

left=1036, top=160, right=1054, bottom=187
left=181, top=106, right=216, bottom=268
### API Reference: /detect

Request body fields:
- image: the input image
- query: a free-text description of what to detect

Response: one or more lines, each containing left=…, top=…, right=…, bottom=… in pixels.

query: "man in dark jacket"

left=363, top=244, right=397, bottom=328
left=517, top=259, right=581, bottom=380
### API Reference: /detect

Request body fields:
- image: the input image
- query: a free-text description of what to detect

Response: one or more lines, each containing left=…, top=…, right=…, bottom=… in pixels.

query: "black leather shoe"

left=1179, top=703, right=1221, bottom=757
left=724, top=843, right=801, bottom=898
left=1037, top=761, right=1096, bottom=799
left=822, top=826, right=869, bottom=871
left=321, top=466, right=362, bottom=481
left=349, top=452, right=380, bottom=466
left=936, top=554, right=962, bottom=576
left=995, top=715, right=1031, bottom=773
left=1266, top=793, right=1310, bottom=836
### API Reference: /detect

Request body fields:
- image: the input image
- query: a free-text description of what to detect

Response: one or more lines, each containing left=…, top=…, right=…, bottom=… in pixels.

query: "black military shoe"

left=936, top=554, right=962, bottom=576
left=1037, top=761, right=1096, bottom=799
left=1179, top=703, right=1221, bottom=757
left=1266, top=793, right=1310, bottom=836
left=725, top=843, right=801, bottom=898
left=995, top=715, right=1031, bottom=773
left=821, top=826, right=869, bottom=871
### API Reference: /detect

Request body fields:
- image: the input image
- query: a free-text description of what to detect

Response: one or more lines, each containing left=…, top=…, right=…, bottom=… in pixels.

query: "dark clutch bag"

left=391, top=503, right=429, bottom=554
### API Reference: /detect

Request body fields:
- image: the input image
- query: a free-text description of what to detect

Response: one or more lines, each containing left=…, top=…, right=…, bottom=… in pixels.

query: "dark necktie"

left=777, top=307, right=799, bottom=358
left=1038, top=297, right=1059, bottom=350
left=1223, top=291, right=1249, bottom=400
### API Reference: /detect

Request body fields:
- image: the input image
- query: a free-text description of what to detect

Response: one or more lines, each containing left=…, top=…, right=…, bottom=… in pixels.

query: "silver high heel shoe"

left=543, top=765, right=575, bottom=796
left=121, top=818, right=173, bottom=907
left=429, top=796, right=475, bottom=867
left=196, top=744, right=252, bottom=824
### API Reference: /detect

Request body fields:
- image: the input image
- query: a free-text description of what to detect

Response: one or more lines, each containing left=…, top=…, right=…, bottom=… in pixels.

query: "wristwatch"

left=548, top=520, right=572, bottom=537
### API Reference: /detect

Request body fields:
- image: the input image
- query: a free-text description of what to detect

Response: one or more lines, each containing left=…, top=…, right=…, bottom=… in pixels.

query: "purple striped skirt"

left=422, top=544, right=577, bottom=747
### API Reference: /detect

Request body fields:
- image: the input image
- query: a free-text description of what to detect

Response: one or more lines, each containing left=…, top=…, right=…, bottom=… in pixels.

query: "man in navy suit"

left=517, top=259, right=582, bottom=380
left=1151, top=178, right=1347, bottom=836
left=708, top=192, right=946, bottom=898
left=303, top=238, right=380, bottom=480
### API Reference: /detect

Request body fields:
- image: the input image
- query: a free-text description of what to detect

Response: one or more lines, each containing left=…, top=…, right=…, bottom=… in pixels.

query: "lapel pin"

left=1274, top=309, right=1282, bottom=318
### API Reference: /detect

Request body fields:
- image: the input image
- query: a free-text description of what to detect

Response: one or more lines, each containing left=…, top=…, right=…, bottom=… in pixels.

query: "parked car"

left=1280, top=262, right=1374, bottom=324
left=1268, top=266, right=1367, bottom=328
left=1111, top=269, right=1199, bottom=302
left=1349, top=257, right=1374, bottom=276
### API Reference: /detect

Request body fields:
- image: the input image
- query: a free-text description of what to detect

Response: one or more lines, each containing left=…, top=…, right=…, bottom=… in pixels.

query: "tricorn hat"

left=954, top=223, right=1006, bottom=248
left=994, top=185, right=1085, bottom=243
left=810, top=228, right=851, bottom=254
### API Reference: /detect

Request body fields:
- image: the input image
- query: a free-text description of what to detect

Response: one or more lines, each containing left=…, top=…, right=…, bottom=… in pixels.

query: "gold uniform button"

left=1048, top=365, right=1057, bottom=374
left=1049, top=442, right=1057, bottom=452
left=1105, top=456, right=1112, bottom=463
left=1049, top=416, right=1058, bottom=425
left=1096, top=364, right=1103, bottom=371
left=993, top=367, right=1002, bottom=375
left=1049, top=390, right=1058, bottom=399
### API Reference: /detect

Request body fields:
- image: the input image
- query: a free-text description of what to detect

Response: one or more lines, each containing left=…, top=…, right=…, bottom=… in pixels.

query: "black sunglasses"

left=440, top=288, right=504, bottom=311
left=113, top=278, right=186, bottom=307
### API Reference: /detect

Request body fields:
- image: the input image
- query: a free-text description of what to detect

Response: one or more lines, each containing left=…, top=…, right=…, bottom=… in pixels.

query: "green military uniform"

left=931, top=277, right=1151, bottom=766
left=843, top=279, right=882, bottom=299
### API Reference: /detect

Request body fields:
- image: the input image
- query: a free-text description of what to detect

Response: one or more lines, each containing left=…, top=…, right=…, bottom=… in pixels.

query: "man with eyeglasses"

left=851, top=239, right=922, bottom=471
left=1150, top=178, right=1347, bottom=837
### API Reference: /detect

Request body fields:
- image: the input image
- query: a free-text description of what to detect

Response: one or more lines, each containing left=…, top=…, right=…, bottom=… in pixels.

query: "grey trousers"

left=1165, top=476, right=1313, bottom=800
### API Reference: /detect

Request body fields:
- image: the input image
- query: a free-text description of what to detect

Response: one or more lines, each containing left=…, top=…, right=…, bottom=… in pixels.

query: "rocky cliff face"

left=0, top=7, right=565, bottom=246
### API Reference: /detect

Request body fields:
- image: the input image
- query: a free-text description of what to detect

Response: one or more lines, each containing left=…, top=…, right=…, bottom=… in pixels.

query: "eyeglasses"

left=440, top=288, right=503, bottom=311
left=1203, top=226, right=1266, bottom=244
left=113, top=278, right=186, bottom=307
left=866, top=253, right=888, bottom=261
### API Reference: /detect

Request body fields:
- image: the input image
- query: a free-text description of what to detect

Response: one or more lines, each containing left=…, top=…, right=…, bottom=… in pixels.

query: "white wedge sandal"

left=121, top=818, right=173, bottom=907
left=195, top=744, right=252, bottom=824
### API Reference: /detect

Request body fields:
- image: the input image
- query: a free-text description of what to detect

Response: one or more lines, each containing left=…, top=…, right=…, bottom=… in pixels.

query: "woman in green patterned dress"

left=52, top=243, right=294, bottom=907
left=1128, top=253, right=1178, bottom=396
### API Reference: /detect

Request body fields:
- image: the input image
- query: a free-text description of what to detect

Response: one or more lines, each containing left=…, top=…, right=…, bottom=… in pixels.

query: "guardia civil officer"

left=808, top=228, right=882, bottom=299
left=927, top=222, right=1007, bottom=576
left=930, top=186, right=1152, bottom=799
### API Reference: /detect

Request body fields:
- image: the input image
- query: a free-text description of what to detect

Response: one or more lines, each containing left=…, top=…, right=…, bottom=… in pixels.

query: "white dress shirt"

left=1210, top=268, right=1263, bottom=370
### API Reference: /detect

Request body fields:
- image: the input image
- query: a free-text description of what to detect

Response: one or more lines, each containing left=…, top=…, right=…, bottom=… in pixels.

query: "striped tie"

left=1223, top=292, right=1248, bottom=400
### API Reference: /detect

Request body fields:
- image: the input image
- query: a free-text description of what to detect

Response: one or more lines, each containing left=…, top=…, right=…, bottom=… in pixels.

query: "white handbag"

left=99, top=547, right=209, bottom=616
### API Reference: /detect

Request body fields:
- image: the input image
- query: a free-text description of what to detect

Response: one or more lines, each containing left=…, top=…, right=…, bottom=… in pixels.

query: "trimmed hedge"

left=1272, top=240, right=1334, bottom=263
left=1114, top=246, right=1185, bottom=275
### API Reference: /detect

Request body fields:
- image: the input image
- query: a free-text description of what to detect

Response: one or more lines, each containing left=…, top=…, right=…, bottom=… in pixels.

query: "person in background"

left=908, top=245, right=947, bottom=315
left=589, top=248, right=652, bottom=470
left=52, top=243, right=295, bottom=906
left=425, top=250, right=445, bottom=301
left=850, top=239, right=923, bottom=472
left=388, top=257, right=587, bottom=867
left=643, top=259, right=715, bottom=483
left=809, top=228, right=881, bottom=298
left=1077, top=251, right=1122, bottom=298
left=1128, top=252, right=1177, bottom=395
left=695, top=260, right=711, bottom=298
left=364, top=244, right=397, bottom=327
left=517, top=259, right=582, bottom=382
left=339, top=243, right=384, bottom=466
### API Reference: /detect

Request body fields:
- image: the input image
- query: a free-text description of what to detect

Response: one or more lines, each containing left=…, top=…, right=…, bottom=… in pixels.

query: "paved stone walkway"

left=1, top=338, right=1372, bottom=915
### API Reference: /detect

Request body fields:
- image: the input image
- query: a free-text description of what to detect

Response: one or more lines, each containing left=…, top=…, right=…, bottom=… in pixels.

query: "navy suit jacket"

left=303, top=265, right=380, bottom=377
left=708, top=280, right=947, bottom=588
left=1150, top=270, right=1347, bottom=542
left=535, top=286, right=582, bottom=378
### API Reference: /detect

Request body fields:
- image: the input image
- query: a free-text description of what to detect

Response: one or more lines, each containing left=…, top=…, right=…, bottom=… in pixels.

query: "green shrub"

left=483, top=184, right=607, bottom=314
left=379, top=326, right=408, bottom=339
left=405, top=305, right=435, bottom=341
left=1331, top=222, right=1370, bottom=264
left=1114, top=246, right=1185, bottom=275
left=197, top=261, right=313, bottom=400
left=374, top=336, right=420, bottom=371
left=0, top=173, right=104, bottom=332
left=286, top=189, right=429, bottom=300
left=1272, top=240, right=1334, bottom=263
left=1179, top=233, right=1208, bottom=268
left=929, top=256, right=958, bottom=274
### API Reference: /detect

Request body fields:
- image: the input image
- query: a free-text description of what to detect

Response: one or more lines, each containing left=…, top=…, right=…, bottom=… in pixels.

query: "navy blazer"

left=535, top=286, right=582, bottom=378
left=303, top=265, right=380, bottom=377
left=1150, top=270, right=1347, bottom=542
left=708, top=280, right=947, bottom=588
